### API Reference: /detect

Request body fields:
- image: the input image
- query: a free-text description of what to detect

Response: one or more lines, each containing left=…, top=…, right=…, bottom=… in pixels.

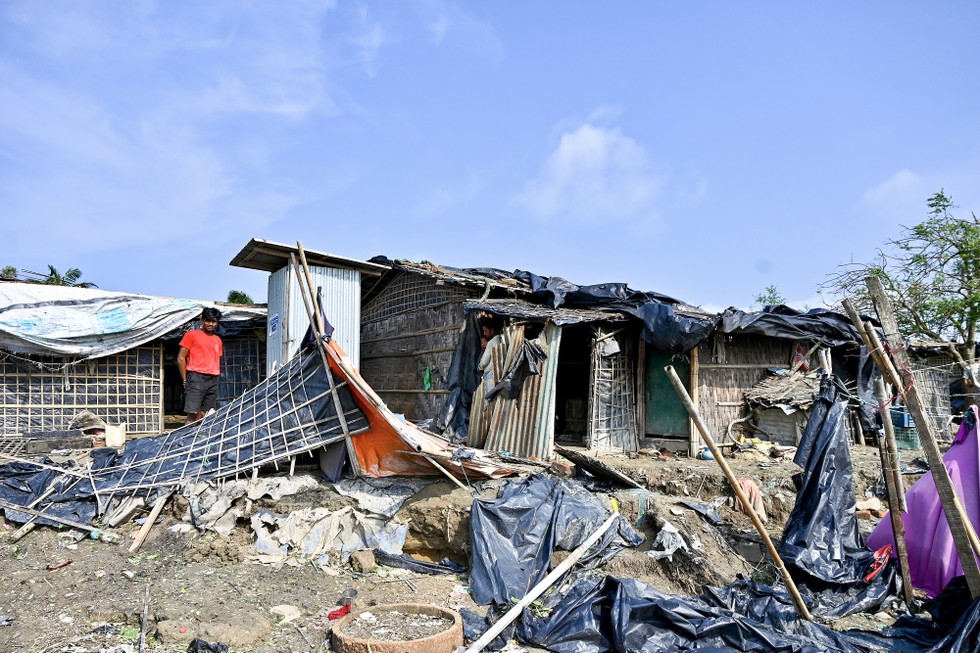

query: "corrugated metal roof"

left=230, top=238, right=388, bottom=276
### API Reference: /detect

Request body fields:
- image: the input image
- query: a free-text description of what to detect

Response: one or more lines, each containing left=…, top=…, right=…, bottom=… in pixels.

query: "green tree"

left=226, top=290, right=254, bottom=304
left=28, top=265, right=98, bottom=288
left=1, top=265, right=18, bottom=280
left=753, top=284, right=786, bottom=309
left=822, top=190, right=980, bottom=365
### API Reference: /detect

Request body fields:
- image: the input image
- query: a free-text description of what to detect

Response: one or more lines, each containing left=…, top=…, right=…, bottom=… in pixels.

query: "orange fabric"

left=323, top=340, right=512, bottom=479
left=179, top=330, right=222, bottom=375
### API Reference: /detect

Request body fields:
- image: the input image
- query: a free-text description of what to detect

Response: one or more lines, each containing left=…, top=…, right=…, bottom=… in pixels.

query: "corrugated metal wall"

left=266, top=265, right=361, bottom=374
left=481, top=322, right=562, bottom=461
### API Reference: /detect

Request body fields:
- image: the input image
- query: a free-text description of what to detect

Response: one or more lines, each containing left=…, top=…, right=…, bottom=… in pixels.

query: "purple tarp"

left=867, top=406, right=980, bottom=598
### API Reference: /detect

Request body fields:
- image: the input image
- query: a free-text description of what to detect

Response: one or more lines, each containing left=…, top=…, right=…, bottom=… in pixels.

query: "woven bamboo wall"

left=360, top=274, right=471, bottom=420
left=697, top=333, right=795, bottom=439
left=0, top=345, right=163, bottom=435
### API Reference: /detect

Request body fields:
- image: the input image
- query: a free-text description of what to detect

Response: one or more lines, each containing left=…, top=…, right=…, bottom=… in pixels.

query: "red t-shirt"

left=179, top=329, right=222, bottom=375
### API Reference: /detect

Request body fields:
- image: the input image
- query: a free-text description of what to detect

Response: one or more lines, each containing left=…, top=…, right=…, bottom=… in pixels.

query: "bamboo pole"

left=845, top=300, right=980, bottom=563
left=874, top=376, right=915, bottom=608
left=128, top=491, right=172, bottom=553
left=665, top=365, right=813, bottom=621
left=462, top=513, right=619, bottom=653
left=862, top=278, right=980, bottom=598
left=294, top=245, right=363, bottom=478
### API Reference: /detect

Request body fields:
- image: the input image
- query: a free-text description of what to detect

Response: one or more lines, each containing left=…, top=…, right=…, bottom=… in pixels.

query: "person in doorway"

left=478, top=316, right=503, bottom=373
left=177, top=307, right=223, bottom=424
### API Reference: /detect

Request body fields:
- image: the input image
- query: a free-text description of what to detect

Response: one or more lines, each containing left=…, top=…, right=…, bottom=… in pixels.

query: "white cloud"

left=860, top=169, right=926, bottom=219
left=414, top=174, right=483, bottom=216
left=587, top=105, right=623, bottom=125
left=513, top=124, right=664, bottom=226
left=0, top=1, right=351, bottom=257
left=416, top=0, right=502, bottom=63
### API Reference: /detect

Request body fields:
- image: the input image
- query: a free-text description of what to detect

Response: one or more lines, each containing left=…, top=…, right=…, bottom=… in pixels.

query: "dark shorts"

left=184, top=371, right=220, bottom=414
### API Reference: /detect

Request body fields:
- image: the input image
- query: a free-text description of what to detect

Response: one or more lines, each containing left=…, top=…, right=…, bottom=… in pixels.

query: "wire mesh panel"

left=908, top=354, right=958, bottom=442
left=219, top=336, right=266, bottom=406
left=0, top=345, right=163, bottom=435
left=87, top=347, right=369, bottom=496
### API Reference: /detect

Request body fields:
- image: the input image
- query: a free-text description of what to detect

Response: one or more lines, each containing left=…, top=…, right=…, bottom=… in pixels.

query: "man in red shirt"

left=177, top=307, right=223, bottom=424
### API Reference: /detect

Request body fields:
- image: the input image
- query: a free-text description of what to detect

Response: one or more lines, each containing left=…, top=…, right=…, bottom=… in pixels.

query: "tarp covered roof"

left=369, top=256, right=716, bottom=352
left=0, top=282, right=266, bottom=360
left=719, top=304, right=864, bottom=347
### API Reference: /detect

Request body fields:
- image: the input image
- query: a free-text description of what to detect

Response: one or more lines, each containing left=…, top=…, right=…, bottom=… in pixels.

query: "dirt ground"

left=0, top=442, right=923, bottom=652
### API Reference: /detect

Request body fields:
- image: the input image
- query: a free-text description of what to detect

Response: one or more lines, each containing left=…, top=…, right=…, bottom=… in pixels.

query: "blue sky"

left=2, top=2, right=979, bottom=312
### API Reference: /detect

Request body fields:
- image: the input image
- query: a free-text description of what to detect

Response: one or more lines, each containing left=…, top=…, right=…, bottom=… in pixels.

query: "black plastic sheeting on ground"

left=0, top=449, right=117, bottom=528
left=495, top=575, right=980, bottom=653
left=469, top=474, right=643, bottom=608
left=778, top=376, right=900, bottom=619
left=372, top=549, right=465, bottom=575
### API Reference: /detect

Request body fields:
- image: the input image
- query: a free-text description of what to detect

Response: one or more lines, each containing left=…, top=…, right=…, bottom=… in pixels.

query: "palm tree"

left=40, top=265, right=98, bottom=288
left=227, top=290, right=254, bottom=304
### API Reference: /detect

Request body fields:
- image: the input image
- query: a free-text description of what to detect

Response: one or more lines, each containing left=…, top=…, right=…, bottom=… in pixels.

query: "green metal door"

left=645, top=349, right=690, bottom=437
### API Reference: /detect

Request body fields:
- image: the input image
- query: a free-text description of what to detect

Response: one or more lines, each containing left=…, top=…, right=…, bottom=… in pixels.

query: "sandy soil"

left=0, top=442, right=923, bottom=652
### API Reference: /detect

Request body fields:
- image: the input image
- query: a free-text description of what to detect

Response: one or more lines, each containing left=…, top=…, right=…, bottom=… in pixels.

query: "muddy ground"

left=0, top=443, right=922, bottom=652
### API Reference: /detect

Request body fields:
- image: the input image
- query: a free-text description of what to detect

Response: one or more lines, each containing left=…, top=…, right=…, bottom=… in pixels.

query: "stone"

left=855, top=510, right=872, bottom=520
left=550, top=460, right=576, bottom=477
left=270, top=604, right=302, bottom=624
left=349, top=550, right=376, bottom=574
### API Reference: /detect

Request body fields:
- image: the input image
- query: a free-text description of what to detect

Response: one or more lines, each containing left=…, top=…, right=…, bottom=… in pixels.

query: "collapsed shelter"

left=0, top=282, right=267, bottom=442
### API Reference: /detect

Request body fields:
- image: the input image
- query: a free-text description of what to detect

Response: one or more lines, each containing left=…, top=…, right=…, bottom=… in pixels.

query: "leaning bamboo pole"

left=665, top=365, right=813, bottom=622
left=873, top=376, right=915, bottom=608
left=294, top=243, right=363, bottom=478
left=857, top=279, right=980, bottom=598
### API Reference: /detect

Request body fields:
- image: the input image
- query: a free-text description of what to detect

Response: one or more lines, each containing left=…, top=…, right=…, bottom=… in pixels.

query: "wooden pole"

left=874, top=377, right=915, bottom=608
left=128, top=491, right=171, bottom=553
left=294, top=244, right=364, bottom=478
left=844, top=299, right=980, bottom=563
left=863, top=277, right=980, bottom=597
left=462, top=513, right=620, bottom=653
left=665, top=365, right=813, bottom=621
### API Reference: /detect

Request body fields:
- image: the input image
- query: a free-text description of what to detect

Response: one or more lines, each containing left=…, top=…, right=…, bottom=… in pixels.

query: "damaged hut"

left=0, top=281, right=267, bottom=443
left=231, top=240, right=880, bottom=461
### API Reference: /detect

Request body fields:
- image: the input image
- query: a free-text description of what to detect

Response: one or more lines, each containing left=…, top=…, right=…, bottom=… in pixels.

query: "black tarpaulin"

left=468, top=474, right=643, bottom=608
left=777, top=376, right=900, bottom=618
left=433, top=313, right=482, bottom=439
left=517, top=576, right=885, bottom=653
left=719, top=305, right=864, bottom=348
